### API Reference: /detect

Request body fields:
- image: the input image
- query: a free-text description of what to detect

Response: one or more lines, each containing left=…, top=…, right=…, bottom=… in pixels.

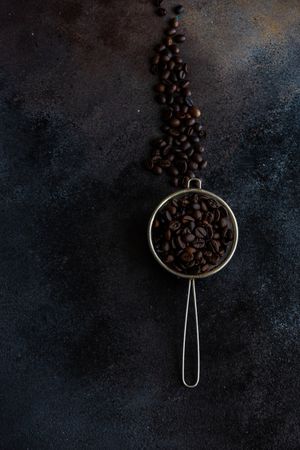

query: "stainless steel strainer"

left=148, top=178, right=238, bottom=387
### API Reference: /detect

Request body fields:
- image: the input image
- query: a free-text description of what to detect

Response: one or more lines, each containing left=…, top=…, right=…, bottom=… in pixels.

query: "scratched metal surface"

left=0, top=1, right=299, bottom=449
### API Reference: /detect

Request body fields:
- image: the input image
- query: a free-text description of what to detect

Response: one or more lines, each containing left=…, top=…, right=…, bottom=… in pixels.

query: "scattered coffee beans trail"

left=146, top=3, right=207, bottom=187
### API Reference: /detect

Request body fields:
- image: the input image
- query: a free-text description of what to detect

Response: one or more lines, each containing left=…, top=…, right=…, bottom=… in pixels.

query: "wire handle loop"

left=182, top=279, right=200, bottom=388
left=187, top=177, right=202, bottom=189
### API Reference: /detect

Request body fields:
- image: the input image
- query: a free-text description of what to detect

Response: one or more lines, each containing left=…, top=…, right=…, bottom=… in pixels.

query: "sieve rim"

left=148, top=187, right=239, bottom=279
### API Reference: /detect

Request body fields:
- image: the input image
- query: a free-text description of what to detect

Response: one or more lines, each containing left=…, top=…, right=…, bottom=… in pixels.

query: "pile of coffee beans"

left=146, top=3, right=207, bottom=187
left=151, top=193, right=234, bottom=276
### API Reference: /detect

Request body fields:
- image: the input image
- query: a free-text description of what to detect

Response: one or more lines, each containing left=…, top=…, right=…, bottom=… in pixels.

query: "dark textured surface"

left=0, top=1, right=299, bottom=449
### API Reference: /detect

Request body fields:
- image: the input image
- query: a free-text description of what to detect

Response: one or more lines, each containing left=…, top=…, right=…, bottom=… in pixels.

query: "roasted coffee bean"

left=170, top=17, right=179, bottom=28
left=192, top=153, right=203, bottom=163
left=201, top=160, right=208, bottom=169
left=162, top=69, right=171, bottom=79
left=168, top=205, right=177, bottom=215
left=161, top=53, right=171, bottom=62
left=159, top=159, right=171, bottom=168
left=181, top=81, right=190, bottom=89
left=220, top=218, right=228, bottom=228
left=169, top=44, right=180, bottom=54
left=169, top=128, right=180, bottom=136
left=177, top=235, right=186, bottom=249
left=195, top=227, right=206, bottom=238
left=169, top=220, right=181, bottom=231
left=164, top=36, right=173, bottom=46
left=156, top=94, right=167, bottom=104
left=173, top=55, right=183, bottom=63
left=161, top=124, right=170, bottom=133
left=161, top=145, right=171, bottom=156
left=182, top=88, right=192, bottom=96
left=186, top=148, right=194, bottom=158
left=164, top=254, right=174, bottom=264
left=189, top=106, right=201, bottom=118
left=174, top=4, right=184, bottom=14
left=170, top=118, right=181, bottom=127
left=156, top=7, right=167, bottom=16
left=171, top=177, right=179, bottom=187
left=188, top=161, right=198, bottom=171
left=178, top=134, right=187, bottom=142
left=185, top=118, right=196, bottom=126
left=168, top=166, right=179, bottom=177
left=156, top=44, right=166, bottom=52
left=145, top=158, right=154, bottom=170
left=155, top=83, right=166, bottom=93
left=182, top=141, right=191, bottom=150
left=204, top=211, right=214, bottom=223
left=185, top=97, right=193, bottom=107
left=152, top=54, right=160, bottom=65
left=190, top=135, right=200, bottom=144
left=174, top=34, right=186, bottom=43
left=152, top=165, right=163, bottom=175
left=167, top=28, right=177, bottom=36
left=167, top=84, right=177, bottom=95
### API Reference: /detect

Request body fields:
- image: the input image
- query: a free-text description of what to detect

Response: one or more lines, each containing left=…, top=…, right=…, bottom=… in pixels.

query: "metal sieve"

left=148, top=178, right=238, bottom=387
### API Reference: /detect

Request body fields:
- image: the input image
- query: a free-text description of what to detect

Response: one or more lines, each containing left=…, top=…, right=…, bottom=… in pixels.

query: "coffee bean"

left=183, top=88, right=192, bottom=97
left=164, top=254, right=174, bottom=264
left=185, top=118, right=196, bottom=126
left=169, top=220, right=180, bottom=231
left=189, top=106, right=201, bottom=118
left=185, top=233, right=195, bottom=243
left=156, top=7, right=167, bottom=16
left=174, top=5, right=184, bottom=14
left=170, top=118, right=181, bottom=127
left=164, top=37, right=173, bottom=46
left=159, top=159, right=171, bottom=168
left=188, top=161, right=198, bottom=171
left=177, top=235, right=186, bottom=249
left=201, top=264, right=210, bottom=272
left=171, top=177, right=179, bottom=187
left=145, top=158, right=154, bottom=170
left=156, top=44, right=166, bottom=52
left=155, top=83, right=166, bottom=93
left=163, top=70, right=172, bottom=80
left=182, top=176, right=189, bottom=187
left=192, top=153, right=203, bottom=163
left=220, top=218, right=228, bottom=228
left=152, top=54, right=160, bottom=65
left=173, top=55, right=183, bottom=63
left=161, top=52, right=171, bottom=62
left=169, top=44, right=180, bottom=54
left=184, top=97, right=193, bottom=107
left=152, top=165, right=163, bottom=175
left=195, top=227, right=206, bottom=238
left=167, top=28, right=177, bottom=36
left=201, top=160, right=208, bottom=169
left=170, top=18, right=179, bottom=28
left=156, top=94, right=167, bottom=104
left=174, top=34, right=186, bottom=43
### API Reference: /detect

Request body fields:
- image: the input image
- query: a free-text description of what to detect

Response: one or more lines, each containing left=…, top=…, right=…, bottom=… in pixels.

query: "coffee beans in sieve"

left=151, top=193, right=234, bottom=276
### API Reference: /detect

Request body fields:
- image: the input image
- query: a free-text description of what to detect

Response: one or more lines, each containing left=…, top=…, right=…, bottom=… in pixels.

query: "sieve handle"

left=182, top=278, right=200, bottom=388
